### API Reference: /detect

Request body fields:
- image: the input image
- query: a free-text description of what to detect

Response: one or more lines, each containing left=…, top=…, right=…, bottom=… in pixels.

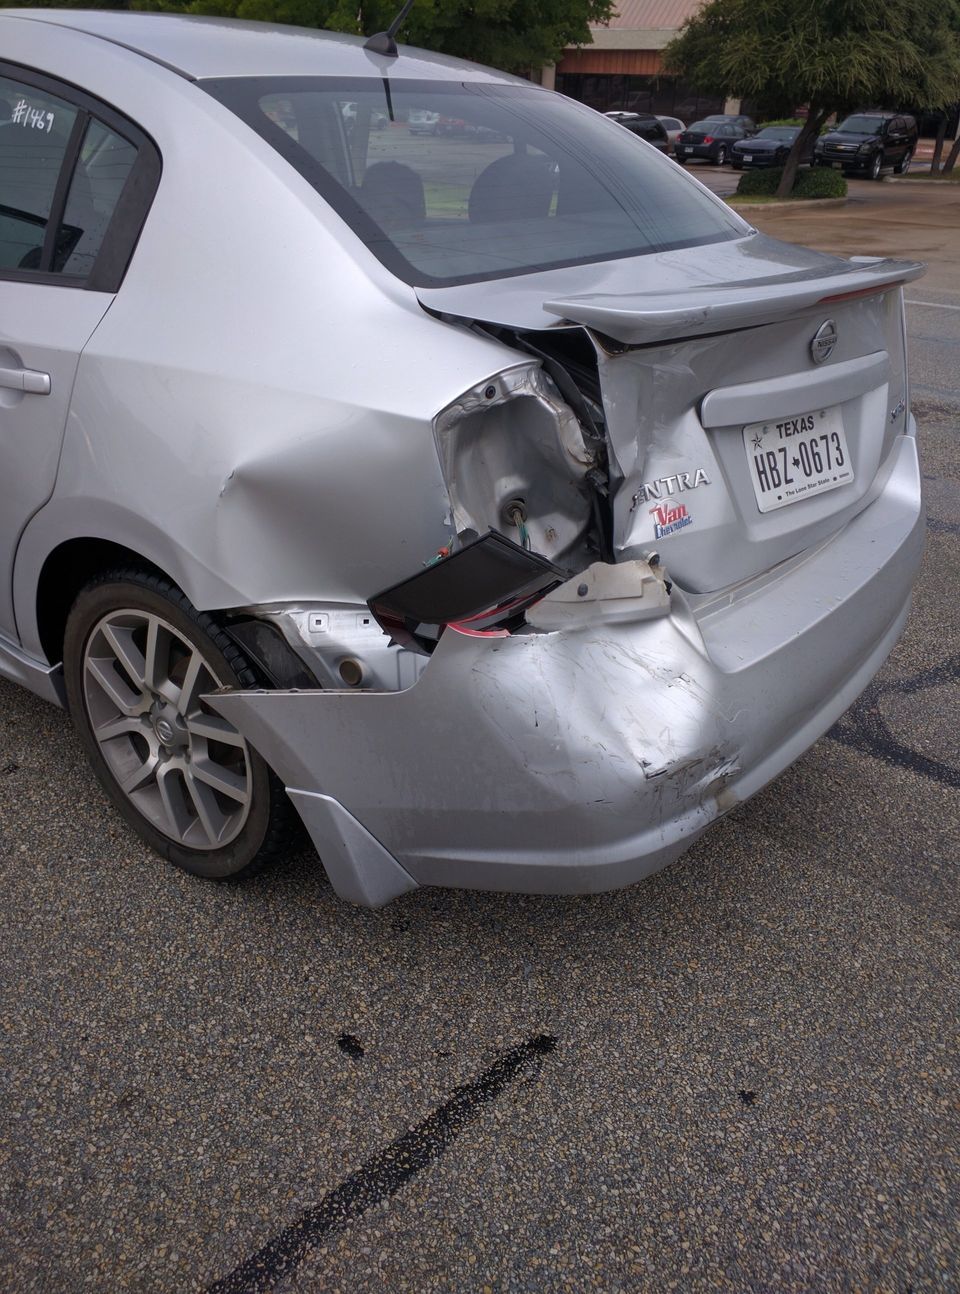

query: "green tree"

left=123, top=0, right=614, bottom=73
left=664, top=0, right=960, bottom=199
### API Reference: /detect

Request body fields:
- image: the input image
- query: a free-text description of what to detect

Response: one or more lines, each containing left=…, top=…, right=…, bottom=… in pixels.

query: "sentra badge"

left=630, top=468, right=710, bottom=513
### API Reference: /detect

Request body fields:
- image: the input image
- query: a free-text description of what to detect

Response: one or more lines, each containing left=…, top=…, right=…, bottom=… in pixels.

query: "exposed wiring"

left=423, top=542, right=453, bottom=567
left=506, top=503, right=531, bottom=550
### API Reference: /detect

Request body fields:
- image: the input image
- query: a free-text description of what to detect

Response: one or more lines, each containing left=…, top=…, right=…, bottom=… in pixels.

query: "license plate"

left=743, top=155, right=753, bottom=162
left=832, top=161, right=843, bottom=169
left=743, top=407, right=853, bottom=513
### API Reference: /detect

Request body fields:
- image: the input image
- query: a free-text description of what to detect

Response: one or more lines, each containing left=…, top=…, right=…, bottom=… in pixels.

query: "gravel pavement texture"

left=1, top=183, right=958, bottom=1294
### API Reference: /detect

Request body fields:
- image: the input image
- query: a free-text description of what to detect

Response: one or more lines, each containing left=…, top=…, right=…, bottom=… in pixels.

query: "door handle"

left=0, top=365, right=51, bottom=395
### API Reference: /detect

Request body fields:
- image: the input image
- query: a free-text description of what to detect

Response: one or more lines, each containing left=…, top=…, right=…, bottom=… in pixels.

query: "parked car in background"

left=815, top=113, right=917, bottom=180
left=702, top=113, right=757, bottom=135
left=674, top=119, right=749, bottom=165
left=433, top=114, right=471, bottom=136
left=340, top=101, right=388, bottom=131
left=731, top=125, right=816, bottom=170
left=604, top=111, right=670, bottom=152
left=656, top=115, right=685, bottom=145
left=407, top=108, right=439, bottom=134
left=0, top=10, right=925, bottom=908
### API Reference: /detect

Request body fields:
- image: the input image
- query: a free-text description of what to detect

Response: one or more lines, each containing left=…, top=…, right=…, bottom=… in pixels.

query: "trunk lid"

left=418, top=234, right=923, bottom=594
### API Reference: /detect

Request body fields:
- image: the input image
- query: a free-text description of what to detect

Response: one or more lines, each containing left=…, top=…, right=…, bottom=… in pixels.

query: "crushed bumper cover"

left=210, top=434, right=924, bottom=907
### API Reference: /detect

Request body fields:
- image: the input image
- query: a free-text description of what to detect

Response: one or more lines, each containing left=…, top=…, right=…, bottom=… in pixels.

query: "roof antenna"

left=363, top=0, right=415, bottom=57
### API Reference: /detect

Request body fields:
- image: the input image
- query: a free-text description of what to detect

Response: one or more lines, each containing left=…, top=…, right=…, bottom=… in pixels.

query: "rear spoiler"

left=543, top=258, right=925, bottom=346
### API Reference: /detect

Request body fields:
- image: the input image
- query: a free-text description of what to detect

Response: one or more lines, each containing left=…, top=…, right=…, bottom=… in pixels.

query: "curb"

left=884, top=176, right=959, bottom=186
left=727, top=196, right=848, bottom=213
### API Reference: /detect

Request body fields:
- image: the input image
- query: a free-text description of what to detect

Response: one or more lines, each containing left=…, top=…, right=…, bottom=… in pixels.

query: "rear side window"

left=205, top=76, right=743, bottom=288
left=60, top=119, right=138, bottom=277
left=0, top=76, right=79, bottom=272
left=0, top=66, right=159, bottom=289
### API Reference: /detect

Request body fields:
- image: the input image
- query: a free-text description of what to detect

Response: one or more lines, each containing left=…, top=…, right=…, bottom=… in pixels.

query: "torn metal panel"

left=424, top=248, right=919, bottom=602
left=433, top=363, right=596, bottom=566
left=237, top=602, right=426, bottom=692
left=209, top=614, right=734, bottom=900
left=208, top=437, right=921, bottom=905
left=587, top=288, right=908, bottom=594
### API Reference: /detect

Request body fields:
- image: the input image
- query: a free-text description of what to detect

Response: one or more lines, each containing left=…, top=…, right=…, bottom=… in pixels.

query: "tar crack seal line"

left=827, top=651, right=960, bottom=789
left=204, top=1034, right=558, bottom=1294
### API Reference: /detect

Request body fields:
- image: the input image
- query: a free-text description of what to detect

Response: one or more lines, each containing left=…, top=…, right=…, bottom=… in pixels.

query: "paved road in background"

left=1, top=183, right=957, bottom=1294
left=693, top=168, right=960, bottom=410
left=742, top=178, right=960, bottom=413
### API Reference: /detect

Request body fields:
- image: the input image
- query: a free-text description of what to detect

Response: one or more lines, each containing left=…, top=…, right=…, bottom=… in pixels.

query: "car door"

left=878, top=117, right=896, bottom=166
left=0, top=66, right=157, bottom=642
left=638, top=120, right=668, bottom=150
left=889, top=117, right=908, bottom=165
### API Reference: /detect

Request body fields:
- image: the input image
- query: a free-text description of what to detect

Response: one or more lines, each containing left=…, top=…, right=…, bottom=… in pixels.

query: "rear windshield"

left=203, top=77, right=742, bottom=287
left=837, top=116, right=885, bottom=134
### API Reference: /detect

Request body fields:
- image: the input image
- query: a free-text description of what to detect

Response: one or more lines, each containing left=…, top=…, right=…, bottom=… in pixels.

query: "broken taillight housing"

left=432, top=363, right=596, bottom=566
left=368, top=530, right=566, bottom=653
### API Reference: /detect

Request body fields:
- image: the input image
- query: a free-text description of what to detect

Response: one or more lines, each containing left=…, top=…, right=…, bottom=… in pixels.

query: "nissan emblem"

left=811, top=319, right=838, bottom=364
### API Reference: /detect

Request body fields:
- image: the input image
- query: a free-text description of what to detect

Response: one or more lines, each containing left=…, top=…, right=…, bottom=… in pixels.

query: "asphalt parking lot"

left=1, top=184, right=958, bottom=1294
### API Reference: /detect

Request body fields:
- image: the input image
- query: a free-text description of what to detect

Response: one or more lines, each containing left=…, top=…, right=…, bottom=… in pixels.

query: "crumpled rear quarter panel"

left=210, top=430, right=923, bottom=903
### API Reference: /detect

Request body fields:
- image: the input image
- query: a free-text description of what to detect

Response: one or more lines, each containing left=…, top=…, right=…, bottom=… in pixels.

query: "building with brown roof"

left=545, top=0, right=739, bottom=122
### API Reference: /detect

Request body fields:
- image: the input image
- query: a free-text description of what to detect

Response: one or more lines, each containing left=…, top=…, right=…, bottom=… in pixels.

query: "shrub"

left=735, top=166, right=847, bottom=199
left=794, top=167, right=847, bottom=198
left=736, top=167, right=782, bottom=195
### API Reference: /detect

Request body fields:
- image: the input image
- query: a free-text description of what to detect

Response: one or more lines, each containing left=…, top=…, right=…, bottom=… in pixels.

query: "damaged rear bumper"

left=210, top=433, right=924, bottom=907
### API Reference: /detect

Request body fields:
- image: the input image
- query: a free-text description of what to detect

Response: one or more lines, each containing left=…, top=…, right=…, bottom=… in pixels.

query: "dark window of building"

left=555, top=74, right=725, bottom=125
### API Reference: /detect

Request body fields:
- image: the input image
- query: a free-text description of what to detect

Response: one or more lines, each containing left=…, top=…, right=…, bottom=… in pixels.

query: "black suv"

left=604, top=111, right=670, bottom=153
left=815, top=112, right=918, bottom=180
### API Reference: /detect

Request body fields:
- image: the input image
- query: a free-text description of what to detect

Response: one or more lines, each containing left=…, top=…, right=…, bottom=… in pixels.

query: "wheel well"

left=35, top=539, right=168, bottom=666
left=35, top=541, right=318, bottom=690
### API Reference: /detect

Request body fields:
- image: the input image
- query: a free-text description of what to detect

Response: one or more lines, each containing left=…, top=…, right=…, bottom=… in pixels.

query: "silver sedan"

left=0, top=11, right=925, bottom=905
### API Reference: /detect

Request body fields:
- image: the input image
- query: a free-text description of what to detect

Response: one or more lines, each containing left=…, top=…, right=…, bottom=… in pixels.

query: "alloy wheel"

left=871, top=152, right=882, bottom=180
left=82, top=609, right=252, bottom=850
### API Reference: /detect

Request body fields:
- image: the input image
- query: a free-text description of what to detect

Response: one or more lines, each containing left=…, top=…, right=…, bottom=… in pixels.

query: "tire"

left=895, top=148, right=913, bottom=175
left=870, top=151, right=883, bottom=180
left=675, top=156, right=686, bottom=165
left=63, top=568, right=299, bottom=880
left=732, top=161, right=743, bottom=170
left=715, top=146, right=727, bottom=166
